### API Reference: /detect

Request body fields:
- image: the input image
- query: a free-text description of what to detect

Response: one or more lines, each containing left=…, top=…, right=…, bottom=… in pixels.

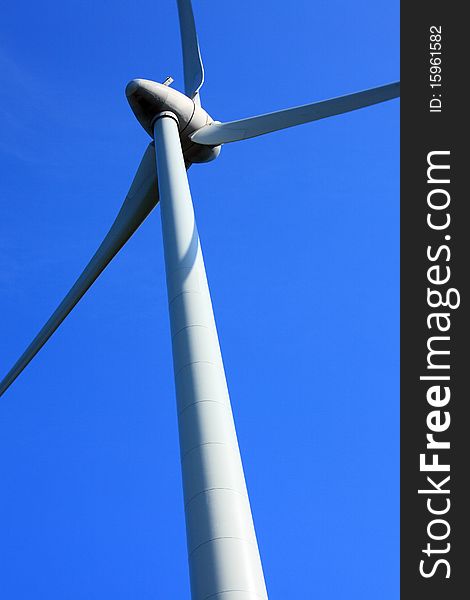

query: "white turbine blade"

left=0, top=144, right=158, bottom=398
left=191, top=81, right=400, bottom=145
left=176, top=0, right=204, bottom=103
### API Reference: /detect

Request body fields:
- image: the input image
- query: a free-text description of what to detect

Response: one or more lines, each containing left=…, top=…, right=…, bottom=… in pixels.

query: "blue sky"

left=0, top=1, right=399, bottom=598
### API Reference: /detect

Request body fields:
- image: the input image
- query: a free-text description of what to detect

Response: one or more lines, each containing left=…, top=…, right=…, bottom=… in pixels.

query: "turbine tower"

left=0, top=1, right=399, bottom=598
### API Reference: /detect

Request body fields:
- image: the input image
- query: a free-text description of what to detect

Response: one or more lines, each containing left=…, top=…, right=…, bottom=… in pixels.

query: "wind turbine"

left=0, top=1, right=399, bottom=598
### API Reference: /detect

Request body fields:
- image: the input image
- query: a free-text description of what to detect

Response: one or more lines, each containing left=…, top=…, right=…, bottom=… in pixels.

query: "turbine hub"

left=126, top=79, right=221, bottom=163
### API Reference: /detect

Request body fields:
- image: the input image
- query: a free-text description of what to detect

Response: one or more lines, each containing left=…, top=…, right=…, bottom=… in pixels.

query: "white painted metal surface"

left=153, top=112, right=268, bottom=600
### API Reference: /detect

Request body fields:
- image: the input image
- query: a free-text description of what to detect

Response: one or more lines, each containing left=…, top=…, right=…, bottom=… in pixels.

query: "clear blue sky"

left=0, top=1, right=399, bottom=598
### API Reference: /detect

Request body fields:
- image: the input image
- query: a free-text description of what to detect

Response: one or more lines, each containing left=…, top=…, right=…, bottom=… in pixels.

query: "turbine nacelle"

left=125, top=79, right=221, bottom=163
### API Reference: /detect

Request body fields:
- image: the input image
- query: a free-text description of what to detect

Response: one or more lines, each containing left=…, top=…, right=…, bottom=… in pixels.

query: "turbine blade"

left=0, top=143, right=158, bottom=398
left=191, top=81, right=400, bottom=145
left=176, top=0, right=204, bottom=103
